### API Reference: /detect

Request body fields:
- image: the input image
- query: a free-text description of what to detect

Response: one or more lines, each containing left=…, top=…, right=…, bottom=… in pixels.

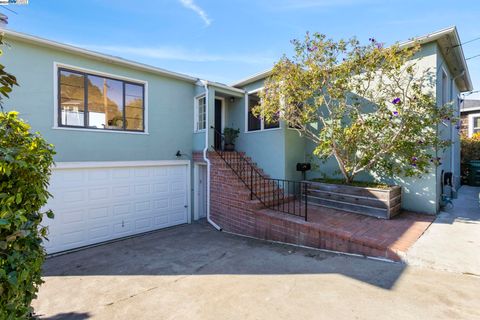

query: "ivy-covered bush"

left=0, top=111, right=55, bottom=319
left=460, top=132, right=480, bottom=183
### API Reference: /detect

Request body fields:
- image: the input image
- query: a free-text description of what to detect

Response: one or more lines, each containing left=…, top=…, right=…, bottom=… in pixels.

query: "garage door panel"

left=111, top=169, right=131, bottom=179
left=88, top=206, right=110, bottom=220
left=112, top=185, right=131, bottom=198
left=153, top=182, right=169, bottom=194
left=44, top=162, right=189, bottom=253
left=89, top=225, right=112, bottom=241
left=113, top=203, right=132, bottom=216
left=133, top=167, right=151, bottom=178
left=88, top=169, right=110, bottom=181
left=134, top=183, right=150, bottom=195
left=134, top=200, right=150, bottom=213
left=88, top=187, right=110, bottom=201
left=135, top=217, right=153, bottom=231
left=154, top=167, right=168, bottom=176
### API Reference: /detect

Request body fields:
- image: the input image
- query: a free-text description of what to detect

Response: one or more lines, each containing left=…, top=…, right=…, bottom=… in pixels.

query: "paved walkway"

left=306, top=206, right=435, bottom=261
left=405, top=186, right=480, bottom=276
left=33, top=222, right=480, bottom=320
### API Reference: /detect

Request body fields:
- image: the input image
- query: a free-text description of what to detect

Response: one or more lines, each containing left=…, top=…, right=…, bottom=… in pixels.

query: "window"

left=473, top=117, right=480, bottom=134
left=469, top=113, right=480, bottom=137
left=441, top=69, right=449, bottom=106
left=248, top=93, right=261, bottom=131
left=195, top=96, right=206, bottom=131
left=58, top=68, right=145, bottom=132
left=247, top=92, right=279, bottom=132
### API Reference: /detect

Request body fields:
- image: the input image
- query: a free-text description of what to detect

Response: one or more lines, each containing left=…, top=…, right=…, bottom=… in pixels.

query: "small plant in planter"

left=223, top=127, right=240, bottom=151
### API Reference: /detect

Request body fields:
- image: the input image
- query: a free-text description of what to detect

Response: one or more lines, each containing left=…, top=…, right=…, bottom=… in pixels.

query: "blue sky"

left=3, top=0, right=480, bottom=98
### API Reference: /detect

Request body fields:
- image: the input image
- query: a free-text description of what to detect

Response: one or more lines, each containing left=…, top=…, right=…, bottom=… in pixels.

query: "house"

left=460, top=99, right=480, bottom=137
left=0, top=26, right=473, bottom=257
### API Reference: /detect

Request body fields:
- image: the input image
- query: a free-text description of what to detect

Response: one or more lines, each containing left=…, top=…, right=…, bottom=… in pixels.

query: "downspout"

left=200, top=80, right=222, bottom=231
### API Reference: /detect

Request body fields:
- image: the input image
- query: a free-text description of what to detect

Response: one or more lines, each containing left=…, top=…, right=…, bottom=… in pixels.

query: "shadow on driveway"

left=43, top=221, right=405, bottom=290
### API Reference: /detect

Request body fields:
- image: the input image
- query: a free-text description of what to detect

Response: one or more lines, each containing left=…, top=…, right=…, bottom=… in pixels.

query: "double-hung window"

left=195, top=95, right=206, bottom=131
left=247, top=92, right=279, bottom=132
left=58, top=68, right=145, bottom=132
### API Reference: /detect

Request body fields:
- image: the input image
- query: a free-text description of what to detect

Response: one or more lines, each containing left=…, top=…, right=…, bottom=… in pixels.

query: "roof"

left=0, top=28, right=200, bottom=83
left=231, top=26, right=474, bottom=92
left=461, top=99, right=480, bottom=113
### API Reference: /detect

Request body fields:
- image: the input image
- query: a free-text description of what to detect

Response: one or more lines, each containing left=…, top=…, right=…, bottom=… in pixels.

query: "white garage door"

left=44, top=161, right=190, bottom=254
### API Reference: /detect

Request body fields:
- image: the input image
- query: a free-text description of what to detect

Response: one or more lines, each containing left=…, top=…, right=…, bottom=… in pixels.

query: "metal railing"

left=212, top=128, right=308, bottom=221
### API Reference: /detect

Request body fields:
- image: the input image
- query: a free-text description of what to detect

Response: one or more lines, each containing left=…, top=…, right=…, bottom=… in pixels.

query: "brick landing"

left=306, top=206, right=435, bottom=261
left=198, top=151, right=435, bottom=262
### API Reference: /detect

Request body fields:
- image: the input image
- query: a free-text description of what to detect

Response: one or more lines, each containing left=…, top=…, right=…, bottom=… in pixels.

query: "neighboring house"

left=0, top=26, right=472, bottom=255
left=460, top=99, right=480, bottom=137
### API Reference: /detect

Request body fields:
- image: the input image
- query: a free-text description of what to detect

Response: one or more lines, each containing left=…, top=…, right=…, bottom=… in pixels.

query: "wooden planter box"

left=306, top=181, right=402, bottom=219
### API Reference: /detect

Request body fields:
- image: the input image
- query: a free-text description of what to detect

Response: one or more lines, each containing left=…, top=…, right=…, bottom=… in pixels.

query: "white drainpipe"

left=201, top=80, right=222, bottom=231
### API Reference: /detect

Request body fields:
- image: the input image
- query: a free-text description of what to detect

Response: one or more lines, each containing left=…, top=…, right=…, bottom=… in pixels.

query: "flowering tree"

left=255, top=33, right=454, bottom=183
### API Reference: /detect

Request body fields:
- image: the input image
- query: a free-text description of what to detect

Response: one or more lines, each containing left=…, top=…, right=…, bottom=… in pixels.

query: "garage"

left=43, top=161, right=190, bottom=254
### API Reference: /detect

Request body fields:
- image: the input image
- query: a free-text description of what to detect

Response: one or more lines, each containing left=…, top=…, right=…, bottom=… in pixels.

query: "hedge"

left=0, top=111, right=55, bottom=319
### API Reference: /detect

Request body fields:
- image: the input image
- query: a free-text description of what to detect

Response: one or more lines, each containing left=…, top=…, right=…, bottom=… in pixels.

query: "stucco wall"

left=435, top=42, right=462, bottom=202
left=227, top=88, right=287, bottom=179
left=305, top=42, right=441, bottom=214
left=2, top=38, right=197, bottom=163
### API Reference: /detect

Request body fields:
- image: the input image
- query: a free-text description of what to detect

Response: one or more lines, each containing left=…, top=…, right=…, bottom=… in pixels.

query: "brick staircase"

left=193, top=151, right=433, bottom=262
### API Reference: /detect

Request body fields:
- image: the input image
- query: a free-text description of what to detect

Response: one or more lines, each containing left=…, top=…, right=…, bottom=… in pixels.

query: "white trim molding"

left=244, top=88, right=281, bottom=133
left=53, top=62, right=149, bottom=134
left=53, top=160, right=191, bottom=170
left=193, top=93, right=206, bottom=133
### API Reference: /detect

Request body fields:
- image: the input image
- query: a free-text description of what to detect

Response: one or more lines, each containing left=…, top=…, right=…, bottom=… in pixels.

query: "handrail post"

left=304, top=182, right=308, bottom=221
left=250, top=166, right=253, bottom=200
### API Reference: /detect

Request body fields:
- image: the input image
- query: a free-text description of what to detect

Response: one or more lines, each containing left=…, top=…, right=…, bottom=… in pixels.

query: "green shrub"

left=0, top=111, right=55, bottom=319
left=460, top=133, right=480, bottom=184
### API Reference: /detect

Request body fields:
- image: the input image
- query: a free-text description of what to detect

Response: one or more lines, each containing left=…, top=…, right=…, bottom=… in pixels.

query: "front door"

left=214, top=98, right=222, bottom=150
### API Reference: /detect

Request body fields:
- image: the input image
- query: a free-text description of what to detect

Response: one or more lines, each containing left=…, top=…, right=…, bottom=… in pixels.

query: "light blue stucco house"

left=0, top=26, right=472, bottom=254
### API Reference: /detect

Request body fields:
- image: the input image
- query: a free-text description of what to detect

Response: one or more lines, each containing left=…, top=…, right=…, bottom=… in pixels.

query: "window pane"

left=87, top=75, right=124, bottom=129
left=197, top=96, right=206, bottom=130
left=60, top=70, right=85, bottom=126
left=125, top=83, right=144, bottom=131
left=264, top=118, right=279, bottom=129
left=474, top=117, right=480, bottom=129
left=248, top=94, right=261, bottom=131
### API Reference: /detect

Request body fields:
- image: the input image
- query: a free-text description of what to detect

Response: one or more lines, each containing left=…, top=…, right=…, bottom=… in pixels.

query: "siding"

left=2, top=38, right=196, bottom=163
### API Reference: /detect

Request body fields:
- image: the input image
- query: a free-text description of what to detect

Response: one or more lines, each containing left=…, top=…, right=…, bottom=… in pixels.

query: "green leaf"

left=46, top=210, right=54, bottom=219
left=15, top=193, right=22, bottom=204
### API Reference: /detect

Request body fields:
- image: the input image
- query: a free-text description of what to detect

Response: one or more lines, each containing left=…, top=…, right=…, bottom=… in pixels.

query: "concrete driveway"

left=33, top=222, right=480, bottom=320
left=406, top=186, right=480, bottom=275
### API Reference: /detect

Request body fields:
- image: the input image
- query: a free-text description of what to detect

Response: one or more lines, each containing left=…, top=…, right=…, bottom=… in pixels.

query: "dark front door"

left=214, top=98, right=222, bottom=150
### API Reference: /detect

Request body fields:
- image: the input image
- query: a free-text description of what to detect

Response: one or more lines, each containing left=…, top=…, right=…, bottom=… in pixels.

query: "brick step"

left=212, top=164, right=264, bottom=172
left=246, top=194, right=297, bottom=210
left=211, top=186, right=286, bottom=201
left=209, top=160, right=261, bottom=170
left=216, top=179, right=281, bottom=191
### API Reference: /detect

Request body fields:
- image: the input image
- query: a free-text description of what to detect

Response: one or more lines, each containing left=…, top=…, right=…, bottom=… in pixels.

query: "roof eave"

left=232, top=26, right=474, bottom=92
left=0, top=28, right=199, bottom=83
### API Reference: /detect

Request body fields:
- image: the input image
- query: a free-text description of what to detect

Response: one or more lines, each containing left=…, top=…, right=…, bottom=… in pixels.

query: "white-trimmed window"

left=58, top=67, right=145, bottom=132
left=246, top=91, right=279, bottom=132
left=195, top=95, right=206, bottom=132
left=468, top=113, right=480, bottom=137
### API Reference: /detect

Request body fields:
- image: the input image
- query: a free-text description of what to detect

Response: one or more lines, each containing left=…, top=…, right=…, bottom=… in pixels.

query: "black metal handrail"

left=211, top=128, right=308, bottom=221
